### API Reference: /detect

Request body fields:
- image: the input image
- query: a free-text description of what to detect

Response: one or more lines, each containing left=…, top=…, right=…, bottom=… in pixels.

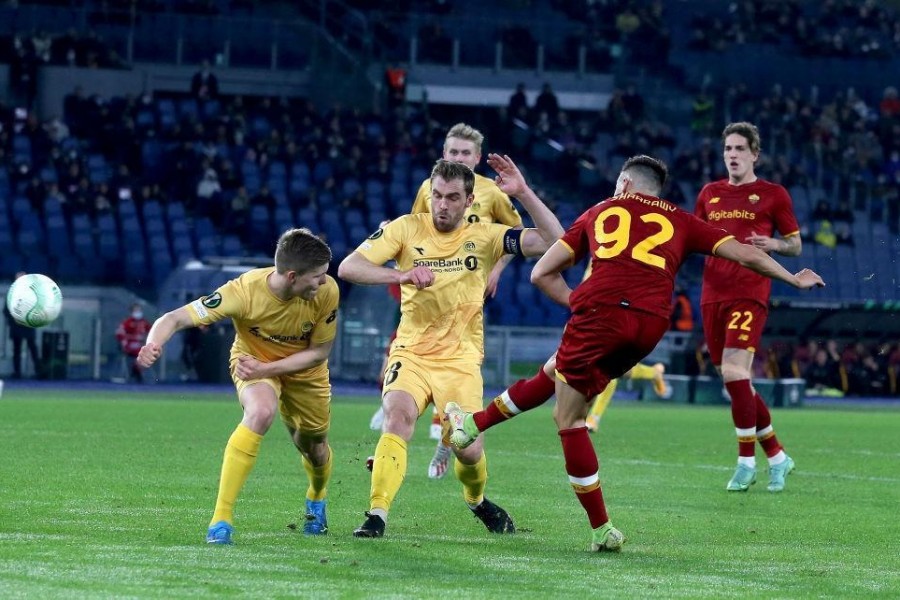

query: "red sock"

left=725, top=379, right=756, bottom=457
left=560, top=427, right=609, bottom=529
left=473, top=368, right=555, bottom=432
left=431, top=409, right=441, bottom=426
left=754, top=392, right=783, bottom=457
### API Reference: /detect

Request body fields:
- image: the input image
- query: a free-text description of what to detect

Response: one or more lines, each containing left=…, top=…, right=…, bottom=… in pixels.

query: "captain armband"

left=502, top=228, right=525, bottom=256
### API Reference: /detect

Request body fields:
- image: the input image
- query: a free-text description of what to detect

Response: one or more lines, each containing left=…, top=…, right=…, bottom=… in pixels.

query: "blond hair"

left=444, top=123, right=484, bottom=154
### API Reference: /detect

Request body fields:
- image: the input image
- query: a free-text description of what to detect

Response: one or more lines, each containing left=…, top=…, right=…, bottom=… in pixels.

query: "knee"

left=383, top=406, right=416, bottom=439
left=720, top=363, right=750, bottom=382
left=244, top=402, right=277, bottom=432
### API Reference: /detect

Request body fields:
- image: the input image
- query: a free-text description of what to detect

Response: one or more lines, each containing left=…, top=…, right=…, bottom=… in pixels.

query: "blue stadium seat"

left=46, top=215, right=70, bottom=257
left=345, top=209, right=365, bottom=228
left=12, top=135, right=31, bottom=161
left=221, top=235, right=243, bottom=257
left=144, top=216, right=166, bottom=237
left=142, top=200, right=163, bottom=220
left=342, top=178, right=363, bottom=197
left=98, top=232, right=121, bottom=260
left=312, top=160, right=334, bottom=185
left=296, top=208, right=318, bottom=230
left=171, top=234, right=195, bottom=263
left=196, top=237, right=219, bottom=257
left=72, top=231, right=97, bottom=259
left=166, top=202, right=186, bottom=223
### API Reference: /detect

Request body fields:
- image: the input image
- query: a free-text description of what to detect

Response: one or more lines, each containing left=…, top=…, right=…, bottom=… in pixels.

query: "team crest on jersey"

left=464, top=241, right=476, bottom=252
left=368, top=228, right=384, bottom=240
left=301, top=321, right=313, bottom=334
left=748, top=194, right=760, bottom=204
left=472, top=202, right=481, bottom=211
left=709, top=197, right=721, bottom=204
left=202, top=292, right=222, bottom=308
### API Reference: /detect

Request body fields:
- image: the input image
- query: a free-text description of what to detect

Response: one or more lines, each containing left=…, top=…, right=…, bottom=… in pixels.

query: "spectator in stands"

left=4, top=272, right=41, bottom=379
left=196, top=167, right=222, bottom=216
left=535, top=83, right=560, bottom=124
left=226, top=186, right=251, bottom=236
left=116, top=303, right=151, bottom=383
left=670, top=286, right=694, bottom=332
left=191, top=60, right=219, bottom=101
left=508, top=83, right=529, bottom=123
left=814, top=220, right=837, bottom=248
left=805, top=348, right=842, bottom=393
left=851, top=350, right=890, bottom=396
left=384, top=63, right=407, bottom=112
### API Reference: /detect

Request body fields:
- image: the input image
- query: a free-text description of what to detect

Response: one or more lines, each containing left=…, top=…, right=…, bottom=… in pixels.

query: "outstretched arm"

left=487, top=153, right=564, bottom=256
left=530, top=241, right=576, bottom=307
left=715, top=239, right=823, bottom=289
left=137, top=307, right=195, bottom=368
left=745, top=232, right=802, bottom=257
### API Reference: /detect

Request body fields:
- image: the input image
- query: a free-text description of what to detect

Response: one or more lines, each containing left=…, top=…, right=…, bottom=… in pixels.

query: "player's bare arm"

left=234, top=339, right=335, bottom=380
left=715, top=239, right=823, bottom=289
left=485, top=253, right=516, bottom=299
left=338, top=252, right=435, bottom=290
left=137, top=306, right=195, bottom=368
left=530, top=241, right=575, bottom=307
left=487, top=153, right=564, bottom=251
left=745, top=231, right=802, bottom=256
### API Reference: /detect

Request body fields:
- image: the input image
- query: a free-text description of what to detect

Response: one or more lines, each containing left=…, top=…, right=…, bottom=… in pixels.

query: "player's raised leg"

left=446, top=355, right=556, bottom=448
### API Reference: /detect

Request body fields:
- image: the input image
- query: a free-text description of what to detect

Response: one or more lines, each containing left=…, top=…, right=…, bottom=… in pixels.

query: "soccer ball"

left=6, top=274, right=63, bottom=328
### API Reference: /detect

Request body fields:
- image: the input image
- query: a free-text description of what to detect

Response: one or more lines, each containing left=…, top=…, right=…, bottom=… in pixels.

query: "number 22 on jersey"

left=592, top=206, right=674, bottom=269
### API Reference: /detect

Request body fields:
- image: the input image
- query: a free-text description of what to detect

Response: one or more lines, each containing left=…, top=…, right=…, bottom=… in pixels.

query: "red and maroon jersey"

left=559, top=192, right=732, bottom=319
left=694, top=178, right=799, bottom=305
left=116, top=317, right=151, bottom=356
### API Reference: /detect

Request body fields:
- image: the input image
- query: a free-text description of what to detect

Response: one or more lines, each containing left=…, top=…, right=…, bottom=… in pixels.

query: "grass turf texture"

left=1, top=389, right=898, bottom=598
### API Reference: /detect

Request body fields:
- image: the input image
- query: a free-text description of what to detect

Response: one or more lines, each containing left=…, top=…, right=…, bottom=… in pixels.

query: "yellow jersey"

left=185, top=267, right=339, bottom=380
left=411, top=172, right=523, bottom=226
left=355, top=213, right=512, bottom=364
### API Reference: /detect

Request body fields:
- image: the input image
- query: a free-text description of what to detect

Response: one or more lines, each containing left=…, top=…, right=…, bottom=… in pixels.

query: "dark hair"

left=430, top=159, right=476, bottom=197
left=274, top=228, right=332, bottom=275
left=722, top=121, right=761, bottom=154
left=621, top=155, right=668, bottom=193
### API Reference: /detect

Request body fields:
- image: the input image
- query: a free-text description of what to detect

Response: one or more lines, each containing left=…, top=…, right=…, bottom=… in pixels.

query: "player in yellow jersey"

left=137, top=228, right=339, bottom=544
left=585, top=362, right=670, bottom=432
left=339, top=156, right=563, bottom=538
left=411, top=123, right=524, bottom=479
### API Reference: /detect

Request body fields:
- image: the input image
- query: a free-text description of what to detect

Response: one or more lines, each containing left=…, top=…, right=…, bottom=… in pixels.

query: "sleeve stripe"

left=711, top=235, right=735, bottom=255
left=782, top=230, right=801, bottom=238
left=557, top=239, right=576, bottom=256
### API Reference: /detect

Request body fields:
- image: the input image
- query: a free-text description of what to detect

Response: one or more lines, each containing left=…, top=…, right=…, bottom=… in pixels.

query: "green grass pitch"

left=1, top=388, right=898, bottom=598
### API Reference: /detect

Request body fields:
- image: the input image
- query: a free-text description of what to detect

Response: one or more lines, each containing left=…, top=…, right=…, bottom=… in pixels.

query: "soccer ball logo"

left=6, top=273, right=63, bottom=328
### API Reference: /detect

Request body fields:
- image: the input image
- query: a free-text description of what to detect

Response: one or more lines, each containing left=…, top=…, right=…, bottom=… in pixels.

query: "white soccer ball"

left=6, top=274, right=63, bottom=328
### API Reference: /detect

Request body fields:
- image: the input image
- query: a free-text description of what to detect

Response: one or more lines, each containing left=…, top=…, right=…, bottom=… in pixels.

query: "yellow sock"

left=629, top=363, right=656, bottom=379
left=590, top=379, right=618, bottom=420
left=303, top=445, right=332, bottom=502
left=455, top=453, right=487, bottom=506
left=370, top=433, right=407, bottom=513
left=211, top=424, right=262, bottom=525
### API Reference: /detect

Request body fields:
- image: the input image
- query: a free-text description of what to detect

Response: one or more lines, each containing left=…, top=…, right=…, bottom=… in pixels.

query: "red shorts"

left=555, top=306, right=669, bottom=400
left=700, top=300, right=768, bottom=365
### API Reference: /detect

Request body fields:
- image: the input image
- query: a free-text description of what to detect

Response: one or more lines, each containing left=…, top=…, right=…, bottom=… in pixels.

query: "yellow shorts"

left=231, top=363, right=331, bottom=436
left=382, top=349, right=484, bottom=437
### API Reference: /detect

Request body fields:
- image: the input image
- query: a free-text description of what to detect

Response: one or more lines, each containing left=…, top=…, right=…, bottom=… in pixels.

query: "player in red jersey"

left=447, top=155, right=823, bottom=551
left=694, top=122, right=803, bottom=493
